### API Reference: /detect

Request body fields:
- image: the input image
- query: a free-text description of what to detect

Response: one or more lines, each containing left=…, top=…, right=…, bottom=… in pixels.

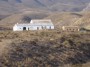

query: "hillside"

left=0, top=11, right=50, bottom=29
left=46, top=12, right=81, bottom=26
left=0, top=12, right=90, bottom=29
left=0, top=31, right=90, bottom=67
left=82, top=3, right=90, bottom=12
left=0, top=0, right=90, bottom=15
left=46, top=12, right=90, bottom=28
left=72, top=12, right=90, bottom=28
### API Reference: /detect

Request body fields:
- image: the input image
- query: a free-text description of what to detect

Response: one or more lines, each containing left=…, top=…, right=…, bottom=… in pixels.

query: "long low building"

left=13, top=19, right=54, bottom=31
left=62, top=26, right=80, bottom=32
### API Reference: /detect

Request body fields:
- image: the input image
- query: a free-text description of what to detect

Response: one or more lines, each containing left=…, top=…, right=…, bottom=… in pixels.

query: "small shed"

left=62, top=26, right=80, bottom=32
left=13, top=19, right=54, bottom=31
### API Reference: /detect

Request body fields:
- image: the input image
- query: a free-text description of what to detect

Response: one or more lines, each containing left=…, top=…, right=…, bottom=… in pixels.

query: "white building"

left=13, top=19, right=54, bottom=31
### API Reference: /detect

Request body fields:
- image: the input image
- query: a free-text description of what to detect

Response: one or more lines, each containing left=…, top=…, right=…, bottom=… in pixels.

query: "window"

left=42, top=26, right=44, bottom=29
left=49, top=26, right=51, bottom=29
left=28, top=28, right=29, bottom=30
left=37, top=27, right=39, bottom=30
left=69, top=29, right=71, bottom=31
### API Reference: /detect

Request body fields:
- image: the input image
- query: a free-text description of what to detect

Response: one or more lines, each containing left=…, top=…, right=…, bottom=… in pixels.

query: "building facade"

left=13, top=19, right=54, bottom=31
left=62, top=26, right=80, bottom=32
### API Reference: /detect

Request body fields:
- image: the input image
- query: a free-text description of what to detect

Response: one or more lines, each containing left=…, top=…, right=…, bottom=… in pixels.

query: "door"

left=23, top=27, right=26, bottom=30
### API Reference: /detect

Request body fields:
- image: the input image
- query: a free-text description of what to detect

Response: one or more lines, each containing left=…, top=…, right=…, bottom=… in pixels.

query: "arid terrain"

left=0, top=0, right=90, bottom=67
left=0, top=30, right=90, bottom=67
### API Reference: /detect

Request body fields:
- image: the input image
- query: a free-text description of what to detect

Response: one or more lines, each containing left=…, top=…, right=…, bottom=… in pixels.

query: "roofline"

left=62, top=26, right=79, bottom=27
left=31, top=19, right=52, bottom=21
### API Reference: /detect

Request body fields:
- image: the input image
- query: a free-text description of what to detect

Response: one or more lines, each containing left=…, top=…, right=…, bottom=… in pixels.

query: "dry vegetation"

left=0, top=30, right=90, bottom=67
left=46, top=12, right=90, bottom=28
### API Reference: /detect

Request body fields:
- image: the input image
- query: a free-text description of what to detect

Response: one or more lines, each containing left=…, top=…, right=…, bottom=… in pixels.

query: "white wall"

left=13, top=25, right=54, bottom=31
left=51, top=26, right=54, bottom=29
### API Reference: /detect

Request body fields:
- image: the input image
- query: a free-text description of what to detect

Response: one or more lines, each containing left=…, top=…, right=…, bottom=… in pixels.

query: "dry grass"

left=46, top=12, right=90, bottom=28
left=0, top=12, right=90, bottom=67
left=0, top=30, right=90, bottom=67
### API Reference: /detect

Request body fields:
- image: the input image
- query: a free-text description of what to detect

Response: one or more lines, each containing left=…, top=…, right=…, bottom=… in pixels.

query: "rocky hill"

left=0, top=0, right=90, bottom=15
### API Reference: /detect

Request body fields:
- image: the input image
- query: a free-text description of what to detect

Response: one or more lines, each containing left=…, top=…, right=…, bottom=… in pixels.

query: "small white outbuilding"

left=13, top=19, right=54, bottom=31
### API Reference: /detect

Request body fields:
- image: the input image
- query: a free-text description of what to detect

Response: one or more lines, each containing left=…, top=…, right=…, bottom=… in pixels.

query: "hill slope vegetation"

left=0, top=31, right=90, bottom=67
